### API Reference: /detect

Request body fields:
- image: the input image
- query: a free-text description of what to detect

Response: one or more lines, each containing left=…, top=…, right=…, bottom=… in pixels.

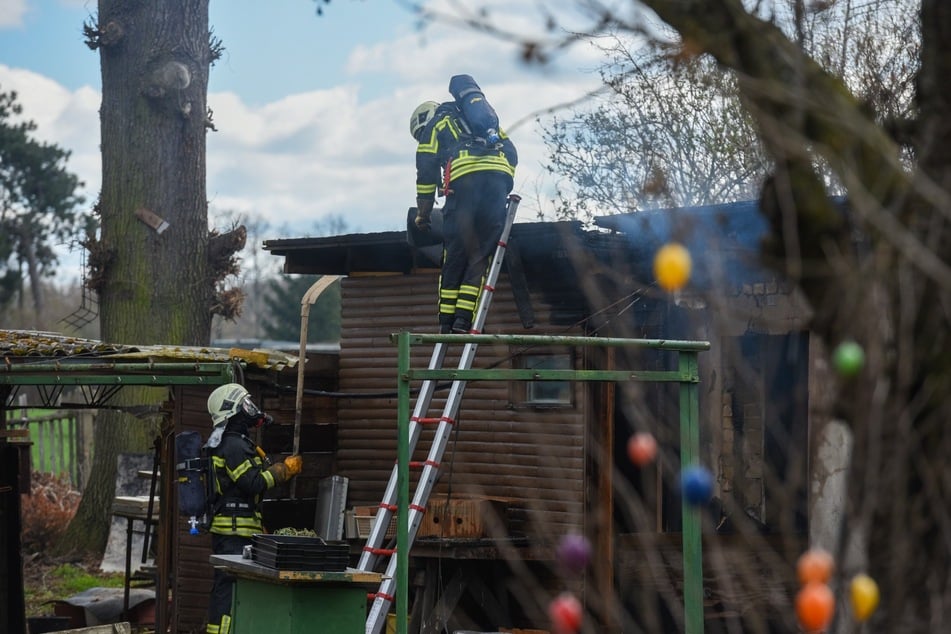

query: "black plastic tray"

left=251, top=534, right=350, bottom=571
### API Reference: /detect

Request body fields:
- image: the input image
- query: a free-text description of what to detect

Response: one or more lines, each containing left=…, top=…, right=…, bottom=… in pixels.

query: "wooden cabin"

left=262, top=200, right=818, bottom=632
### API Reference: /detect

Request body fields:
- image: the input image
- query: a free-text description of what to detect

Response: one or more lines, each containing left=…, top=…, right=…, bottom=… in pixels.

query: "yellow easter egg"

left=850, top=573, right=880, bottom=622
left=654, top=242, right=692, bottom=291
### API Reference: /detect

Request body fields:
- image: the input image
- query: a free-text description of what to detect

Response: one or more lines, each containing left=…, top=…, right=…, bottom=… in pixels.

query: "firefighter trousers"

left=439, top=171, right=511, bottom=332
left=206, top=533, right=251, bottom=634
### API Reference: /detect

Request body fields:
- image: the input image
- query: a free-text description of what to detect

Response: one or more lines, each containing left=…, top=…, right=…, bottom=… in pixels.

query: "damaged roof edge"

left=0, top=330, right=299, bottom=372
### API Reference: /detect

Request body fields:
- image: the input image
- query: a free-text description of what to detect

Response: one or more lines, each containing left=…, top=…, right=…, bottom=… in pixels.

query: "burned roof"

left=262, top=220, right=587, bottom=276
left=261, top=202, right=772, bottom=289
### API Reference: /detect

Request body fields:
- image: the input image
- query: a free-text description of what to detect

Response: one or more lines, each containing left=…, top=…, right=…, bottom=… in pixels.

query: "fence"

left=4, top=407, right=89, bottom=487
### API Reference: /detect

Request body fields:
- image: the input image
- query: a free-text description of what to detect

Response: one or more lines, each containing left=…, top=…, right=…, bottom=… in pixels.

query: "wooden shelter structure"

left=0, top=331, right=338, bottom=634
left=260, top=201, right=817, bottom=632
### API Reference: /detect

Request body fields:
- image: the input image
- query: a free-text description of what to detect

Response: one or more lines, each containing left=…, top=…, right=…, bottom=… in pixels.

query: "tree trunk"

left=60, top=0, right=213, bottom=556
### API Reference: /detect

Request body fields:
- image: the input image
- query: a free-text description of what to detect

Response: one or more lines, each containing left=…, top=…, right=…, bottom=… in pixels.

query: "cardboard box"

left=350, top=506, right=396, bottom=540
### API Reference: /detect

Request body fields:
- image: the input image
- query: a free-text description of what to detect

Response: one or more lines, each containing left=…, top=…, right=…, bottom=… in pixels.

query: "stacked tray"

left=251, top=534, right=350, bottom=571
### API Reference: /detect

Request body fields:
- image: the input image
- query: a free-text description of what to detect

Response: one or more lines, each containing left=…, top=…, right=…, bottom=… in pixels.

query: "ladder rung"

left=484, top=283, right=495, bottom=292
left=412, top=416, right=441, bottom=424
left=375, top=591, right=395, bottom=602
left=380, top=503, right=397, bottom=512
left=364, top=546, right=396, bottom=556
left=409, top=503, right=426, bottom=513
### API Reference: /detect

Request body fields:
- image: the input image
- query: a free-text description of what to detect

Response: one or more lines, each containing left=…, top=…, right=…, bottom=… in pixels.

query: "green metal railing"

left=391, top=332, right=711, bottom=634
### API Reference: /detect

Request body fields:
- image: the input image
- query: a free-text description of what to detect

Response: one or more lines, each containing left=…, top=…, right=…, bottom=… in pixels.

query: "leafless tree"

left=408, top=0, right=948, bottom=631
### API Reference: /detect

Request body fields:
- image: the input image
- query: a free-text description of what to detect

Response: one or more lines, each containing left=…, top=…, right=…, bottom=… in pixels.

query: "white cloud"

left=0, top=65, right=101, bottom=205
left=2, top=4, right=611, bottom=251
left=0, top=0, right=28, bottom=28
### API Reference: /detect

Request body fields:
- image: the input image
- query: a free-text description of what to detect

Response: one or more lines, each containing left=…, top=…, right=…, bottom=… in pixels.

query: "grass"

left=24, top=559, right=126, bottom=617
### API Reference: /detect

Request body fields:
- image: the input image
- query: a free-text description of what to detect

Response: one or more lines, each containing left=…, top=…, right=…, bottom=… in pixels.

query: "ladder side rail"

left=357, top=343, right=448, bottom=571
left=366, top=344, right=481, bottom=632
left=367, top=374, right=473, bottom=634
left=470, top=194, right=520, bottom=333
left=366, top=194, right=522, bottom=633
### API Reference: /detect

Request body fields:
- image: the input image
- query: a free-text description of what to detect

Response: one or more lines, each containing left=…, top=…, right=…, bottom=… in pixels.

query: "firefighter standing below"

left=204, top=383, right=302, bottom=634
left=410, top=98, right=517, bottom=334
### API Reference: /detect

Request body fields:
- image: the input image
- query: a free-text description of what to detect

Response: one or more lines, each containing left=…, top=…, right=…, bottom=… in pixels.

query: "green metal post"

left=679, top=352, right=704, bottom=634
left=396, top=332, right=410, bottom=634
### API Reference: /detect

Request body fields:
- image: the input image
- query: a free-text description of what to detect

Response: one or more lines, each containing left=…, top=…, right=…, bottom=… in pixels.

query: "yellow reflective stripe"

left=459, top=283, right=480, bottom=295
left=210, top=510, right=263, bottom=530
left=207, top=624, right=220, bottom=634
left=263, top=469, right=275, bottom=488
left=447, top=153, right=515, bottom=180
left=439, top=287, right=459, bottom=314
left=229, top=459, right=253, bottom=481
left=211, top=514, right=263, bottom=526
left=220, top=615, right=232, bottom=634
left=417, top=183, right=437, bottom=196
left=418, top=118, right=460, bottom=153
left=211, top=456, right=225, bottom=494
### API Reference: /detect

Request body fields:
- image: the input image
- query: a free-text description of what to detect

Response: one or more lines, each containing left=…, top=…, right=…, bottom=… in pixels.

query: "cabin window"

left=512, top=351, right=574, bottom=407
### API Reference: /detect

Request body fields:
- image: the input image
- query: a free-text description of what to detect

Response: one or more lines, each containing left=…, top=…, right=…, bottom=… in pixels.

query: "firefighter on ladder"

left=204, top=383, right=303, bottom=634
left=409, top=99, right=517, bottom=334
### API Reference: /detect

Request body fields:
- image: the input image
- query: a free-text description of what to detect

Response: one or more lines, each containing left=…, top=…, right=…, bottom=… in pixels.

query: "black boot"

left=451, top=316, right=472, bottom=334
left=439, top=316, right=454, bottom=334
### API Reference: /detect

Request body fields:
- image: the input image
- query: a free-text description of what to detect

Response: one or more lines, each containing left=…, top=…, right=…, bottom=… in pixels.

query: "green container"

left=232, top=577, right=367, bottom=634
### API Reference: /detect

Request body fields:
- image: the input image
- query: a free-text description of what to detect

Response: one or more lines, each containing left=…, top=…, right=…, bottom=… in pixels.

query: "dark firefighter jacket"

left=416, top=103, right=517, bottom=201
left=209, top=429, right=276, bottom=536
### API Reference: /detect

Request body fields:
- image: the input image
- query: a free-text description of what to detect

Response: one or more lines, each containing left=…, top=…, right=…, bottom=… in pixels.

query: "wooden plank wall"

left=335, top=271, right=590, bottom=541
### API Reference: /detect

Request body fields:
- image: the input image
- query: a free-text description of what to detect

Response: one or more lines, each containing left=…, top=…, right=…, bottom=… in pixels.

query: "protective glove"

left=284, top=454, right=303, bottom=477
left=415, top=198, right=434, bottom=231
left=266, top=455, right=303, bottom=484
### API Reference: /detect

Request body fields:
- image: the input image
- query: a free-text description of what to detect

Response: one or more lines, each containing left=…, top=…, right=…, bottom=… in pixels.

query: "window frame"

left=509, top=347, right=575, bottom=409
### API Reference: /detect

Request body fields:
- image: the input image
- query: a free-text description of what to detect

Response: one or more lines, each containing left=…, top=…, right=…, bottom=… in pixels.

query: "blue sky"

left=2, top=1, right=413, bottom=98
left=0, top=0, right=607, bottom=280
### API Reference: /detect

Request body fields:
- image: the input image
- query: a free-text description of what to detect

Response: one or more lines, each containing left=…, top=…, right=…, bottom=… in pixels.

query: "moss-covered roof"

left=0, top=329, right=298, bottom=371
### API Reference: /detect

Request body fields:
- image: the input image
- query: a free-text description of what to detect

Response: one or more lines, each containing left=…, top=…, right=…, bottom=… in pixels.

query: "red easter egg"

left=627, top=432, right=658, bottom=467
left=548, top=592, right=583, bottom=634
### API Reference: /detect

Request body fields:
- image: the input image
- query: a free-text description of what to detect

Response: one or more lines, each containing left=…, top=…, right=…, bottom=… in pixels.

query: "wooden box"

left=417, top=495, right=509, bottom=539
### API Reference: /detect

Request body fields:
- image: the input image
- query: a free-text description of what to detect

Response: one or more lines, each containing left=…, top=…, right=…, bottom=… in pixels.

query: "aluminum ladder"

left=359, top=193, right=521, bottom=634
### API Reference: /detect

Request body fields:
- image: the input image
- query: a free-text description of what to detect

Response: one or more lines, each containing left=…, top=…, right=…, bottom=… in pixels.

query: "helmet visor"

left=240, top=395, right=262, bottom=420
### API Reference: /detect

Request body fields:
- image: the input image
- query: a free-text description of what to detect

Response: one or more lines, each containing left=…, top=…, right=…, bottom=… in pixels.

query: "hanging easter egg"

left=627, top=432, right=658, bottom=467
left=556, top=533, right=592, bottom=574
left=680, top=464, right=714, bottom=506
left=850, top=573, right=880, bottom=622
left=796, top=547, right=834, bottom=585
left=548, top=592, right=583, bottom=634
left=832, top=340, right=865, bottom=377
left=796, top=581, right=835, bottom=632
left=654, top=242, right=692, bottom=291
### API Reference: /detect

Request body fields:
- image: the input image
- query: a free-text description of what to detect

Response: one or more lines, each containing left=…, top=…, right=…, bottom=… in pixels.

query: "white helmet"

left=207, top=383, right=258, bottom=427
left=410, top=101, right=439, bottom=141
